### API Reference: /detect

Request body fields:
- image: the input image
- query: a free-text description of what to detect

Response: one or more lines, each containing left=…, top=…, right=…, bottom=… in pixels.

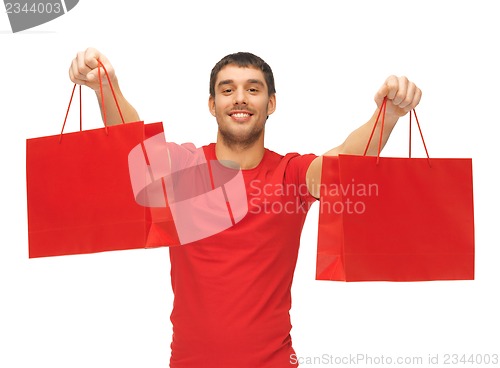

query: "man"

left=69, top=48, right=421, bottom=367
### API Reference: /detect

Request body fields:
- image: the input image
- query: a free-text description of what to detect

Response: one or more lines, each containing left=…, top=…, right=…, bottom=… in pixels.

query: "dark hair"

left=209, top=52, right=276, bottom=98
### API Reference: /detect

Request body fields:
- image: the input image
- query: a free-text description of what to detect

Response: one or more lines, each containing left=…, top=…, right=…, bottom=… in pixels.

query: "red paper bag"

left=26, top=120, right=180, bottom=258
left=316, top=101, right=474, bottom=281
left=27, top=65, right=180, bottom=258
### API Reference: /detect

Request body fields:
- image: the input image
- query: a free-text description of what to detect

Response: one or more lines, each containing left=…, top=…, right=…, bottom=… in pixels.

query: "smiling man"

left=69, top=49, right=421, bottom=368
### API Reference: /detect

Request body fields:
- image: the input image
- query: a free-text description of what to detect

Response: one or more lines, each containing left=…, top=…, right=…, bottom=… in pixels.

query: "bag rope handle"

left=363, top=97, right=431, bottom=167
left=59, top=60, right=125, bottom=142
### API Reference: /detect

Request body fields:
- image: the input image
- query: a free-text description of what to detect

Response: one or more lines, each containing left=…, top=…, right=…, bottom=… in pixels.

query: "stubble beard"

left=217, top=118, right=266, bottom=151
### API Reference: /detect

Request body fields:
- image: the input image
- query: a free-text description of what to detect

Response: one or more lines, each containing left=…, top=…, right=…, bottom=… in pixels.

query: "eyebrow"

left=217, top=79, right=265, bottom=88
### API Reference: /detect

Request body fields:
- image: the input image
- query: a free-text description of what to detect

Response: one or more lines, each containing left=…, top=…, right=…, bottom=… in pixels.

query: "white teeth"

left=232, top=113, right=250, bottom=118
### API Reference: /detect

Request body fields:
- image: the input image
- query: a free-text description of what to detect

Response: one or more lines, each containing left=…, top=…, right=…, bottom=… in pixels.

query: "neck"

left=215, top=132, right=265, bottom=169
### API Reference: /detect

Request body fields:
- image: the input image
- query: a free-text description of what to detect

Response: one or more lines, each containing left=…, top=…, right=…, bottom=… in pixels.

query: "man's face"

left=209, top=64, right=276, bottom=148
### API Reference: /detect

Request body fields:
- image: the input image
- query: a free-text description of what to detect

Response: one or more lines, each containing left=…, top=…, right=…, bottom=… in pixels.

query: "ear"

left=267, top=93, right=276, bottom=116
left=208, top=95, right=216, bottom=117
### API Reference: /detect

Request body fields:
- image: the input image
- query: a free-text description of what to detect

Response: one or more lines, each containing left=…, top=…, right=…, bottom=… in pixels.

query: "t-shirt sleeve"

left=165, top=142, right=207, bottom=171
left=284, top=153, right=319, bottom=205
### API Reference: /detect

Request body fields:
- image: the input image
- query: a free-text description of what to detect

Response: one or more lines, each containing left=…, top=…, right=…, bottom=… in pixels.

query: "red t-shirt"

left=169, top=143, right=317, bottom=368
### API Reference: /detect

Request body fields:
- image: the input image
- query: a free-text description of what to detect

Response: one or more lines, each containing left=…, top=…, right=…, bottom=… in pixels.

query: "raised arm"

left=69, top=47, right=140, bottom=125
left=306, top=75, right=422, bottom=198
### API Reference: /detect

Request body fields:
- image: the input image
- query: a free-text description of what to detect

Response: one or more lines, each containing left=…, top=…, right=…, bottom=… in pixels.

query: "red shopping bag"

left=316, top=99, right=474, bottom=281
left=26, top=63, right=180, bottom=258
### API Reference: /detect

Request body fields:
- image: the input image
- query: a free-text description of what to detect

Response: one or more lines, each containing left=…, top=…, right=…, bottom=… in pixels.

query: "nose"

left=233, top=87, right=247, bottom=105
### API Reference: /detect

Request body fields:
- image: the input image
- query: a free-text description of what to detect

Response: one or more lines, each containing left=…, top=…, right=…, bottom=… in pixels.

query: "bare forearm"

left=325, top=108, right=399, bottom=156
left=95, top=81, right=140, bottom=126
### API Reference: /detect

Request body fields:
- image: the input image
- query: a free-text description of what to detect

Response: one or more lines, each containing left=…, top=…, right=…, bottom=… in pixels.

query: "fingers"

left=375, top=75, right=422, bottom=114
left=68, top=48, right=115, bottom=90
left=69, top=52, right=89, bottom=85
left=69, top=48, right=97, bottom=85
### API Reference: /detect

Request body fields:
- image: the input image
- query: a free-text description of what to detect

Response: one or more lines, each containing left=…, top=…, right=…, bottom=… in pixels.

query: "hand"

left=68, top=47, right=116, bottom=92
left=374, top=75, right=422, bottom=118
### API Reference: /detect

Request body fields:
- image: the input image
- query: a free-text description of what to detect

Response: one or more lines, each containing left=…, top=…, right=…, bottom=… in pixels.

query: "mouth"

left=229, top=110, right=253, bottom=122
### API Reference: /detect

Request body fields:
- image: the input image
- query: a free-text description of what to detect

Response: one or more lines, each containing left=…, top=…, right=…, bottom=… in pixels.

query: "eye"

left=222, top=88, right=232, bottom=94
left=248, top=88, right=258, bottom=93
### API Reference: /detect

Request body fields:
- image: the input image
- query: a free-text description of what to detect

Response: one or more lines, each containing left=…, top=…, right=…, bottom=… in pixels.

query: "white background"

left=1, top=1, right=499, bottom=367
